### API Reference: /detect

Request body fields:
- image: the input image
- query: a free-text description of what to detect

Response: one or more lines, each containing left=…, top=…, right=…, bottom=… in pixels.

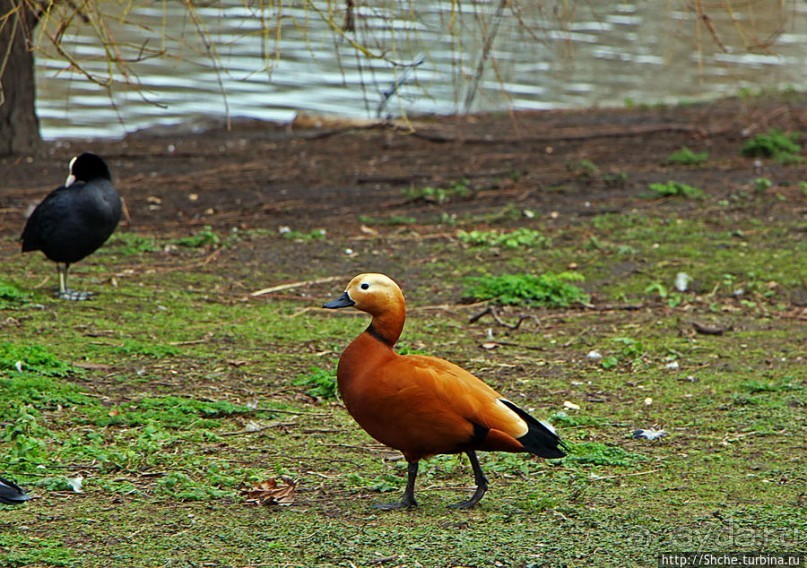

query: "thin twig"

left=692, top=321, right=730, bottom=335
left=464, top=0, right=508, bottom=114
left=469, top=305, right=540, bottom=330
left=693, top=0, right=728, bottom=53
left=266, top=409, right=330, bottom=417
left=370, top=555, right=399, bottom=565
left=326, top=443, right=392, bottom=454
left=219, top=420, right=297, bottom=437
left=376, top=54, right=425, bottom=118
left=409, top=123, right=720, bottom=145
left=587, top=303, right=646, bottom=312
left=589, top=469, right=660, bottom=481
left=487, top=340, right=544, bottom=351
left=251, top=275, right=346, bottom=297
left=561, top=328, right=591, bottom=348
left=342, top=0, right=355, bottom=32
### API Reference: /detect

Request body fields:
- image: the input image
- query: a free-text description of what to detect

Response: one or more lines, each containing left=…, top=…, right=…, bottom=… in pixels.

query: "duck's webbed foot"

left=448, top=484, right=487, bottom=509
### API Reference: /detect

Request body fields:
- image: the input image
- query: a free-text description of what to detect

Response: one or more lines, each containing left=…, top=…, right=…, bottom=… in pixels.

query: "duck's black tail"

left=501, top=399, right=568, bottom=459
left=0, top=476, right=32, bottom=505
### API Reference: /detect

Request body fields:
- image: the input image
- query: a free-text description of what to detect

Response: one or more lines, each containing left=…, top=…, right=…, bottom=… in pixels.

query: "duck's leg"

left=374, top=461, right=418, bottom=510
left=449, top=450, right=488, bottom=509
left=56, top=263, right=94, bottom=301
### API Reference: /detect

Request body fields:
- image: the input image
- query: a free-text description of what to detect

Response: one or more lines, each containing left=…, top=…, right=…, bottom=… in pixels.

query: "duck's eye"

left=360, top=283, right=370, bottom=290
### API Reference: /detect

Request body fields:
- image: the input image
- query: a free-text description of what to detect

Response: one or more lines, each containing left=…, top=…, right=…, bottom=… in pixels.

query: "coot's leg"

left=54, top=264, right=67, bottom=298
left=56, top=263, right=94, bottom=301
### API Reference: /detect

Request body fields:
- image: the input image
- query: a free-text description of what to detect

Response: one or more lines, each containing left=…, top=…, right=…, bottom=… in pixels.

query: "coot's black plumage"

left=21, top=153, right=122, bottom=300
left=0, top=476, right=31, bottom=505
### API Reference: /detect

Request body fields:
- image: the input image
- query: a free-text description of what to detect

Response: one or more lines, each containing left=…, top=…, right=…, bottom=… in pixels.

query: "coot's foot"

left=55, top=288, right=95, bottom=301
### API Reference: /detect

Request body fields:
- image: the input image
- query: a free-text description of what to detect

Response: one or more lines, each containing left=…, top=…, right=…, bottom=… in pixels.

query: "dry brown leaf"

left=242, top=477, right=296, bottom=506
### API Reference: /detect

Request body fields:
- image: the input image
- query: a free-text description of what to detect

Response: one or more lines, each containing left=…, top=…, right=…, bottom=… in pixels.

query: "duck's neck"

left=365, top=305, right=405, bottom=348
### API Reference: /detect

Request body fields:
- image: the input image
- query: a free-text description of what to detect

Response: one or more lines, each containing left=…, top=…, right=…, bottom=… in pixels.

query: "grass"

left=463, top=272, right=589, bottom=307
left=752, top=177, right=773, bottom=192
left=279, top=227, right=327, bottom=242
left=566, top=159, right=599, bottom=178
left=1, top=118, right=805, bottom=566
left=0, top=283, right=32, bottom=309
left=174, top=225, right=223, bottom=248
left=598, top=337, right=646, bottom=370
left=646, top=180, right=705, bottom=199
left=293, top=366, right=338, bottom=400
left=0, top=343, right=78, bottom=377
left=741, top=129, right=802, bottom=164
left=2, top=225, right=803, bottom=567
left=358, top=214, right=417, bottom=226
left=663, top=146, right=709, bottom=166
left=107, top=232, right=161, bottom=255
left=404, top=178, right=473, bottom=204
left=456, top=227, right=550, bottom=249
left=565, top=159, right=628, bottom=186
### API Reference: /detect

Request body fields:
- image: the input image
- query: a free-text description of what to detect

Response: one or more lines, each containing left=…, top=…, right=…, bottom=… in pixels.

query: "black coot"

left=21, top=153, right=122, bottom=300
left=0, top=476, right=31, bottom=505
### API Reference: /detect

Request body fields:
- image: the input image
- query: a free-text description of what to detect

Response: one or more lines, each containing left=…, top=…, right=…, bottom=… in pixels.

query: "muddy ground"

left=2, top=95, right=805, bottom=249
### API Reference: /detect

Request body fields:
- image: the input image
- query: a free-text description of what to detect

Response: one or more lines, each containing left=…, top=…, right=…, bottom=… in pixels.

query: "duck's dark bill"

left=323, top=292, right=355, bottom=309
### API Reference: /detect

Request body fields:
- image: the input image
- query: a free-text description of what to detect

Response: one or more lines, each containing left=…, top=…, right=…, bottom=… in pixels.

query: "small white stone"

left=674, top=272, right=691, bottom=292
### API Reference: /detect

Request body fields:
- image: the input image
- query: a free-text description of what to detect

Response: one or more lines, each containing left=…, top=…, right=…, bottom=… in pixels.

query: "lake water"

left=34, top=1, right=807, bottom=139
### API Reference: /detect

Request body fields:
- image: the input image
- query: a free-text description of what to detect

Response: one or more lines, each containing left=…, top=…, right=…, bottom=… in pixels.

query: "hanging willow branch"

left=1, top=0, right=798, bottom=133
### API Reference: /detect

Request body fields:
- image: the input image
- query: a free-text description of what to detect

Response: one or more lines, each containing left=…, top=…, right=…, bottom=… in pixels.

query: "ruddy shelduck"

left=324, top=273, right=566, bottom=509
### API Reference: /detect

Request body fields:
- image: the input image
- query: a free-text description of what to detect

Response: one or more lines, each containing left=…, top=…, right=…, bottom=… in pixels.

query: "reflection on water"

left=34, top=1, right=807, bottom=139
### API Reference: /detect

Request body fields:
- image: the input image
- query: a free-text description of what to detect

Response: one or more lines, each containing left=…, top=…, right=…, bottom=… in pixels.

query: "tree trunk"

left=0, top=0, right=41, bottom=156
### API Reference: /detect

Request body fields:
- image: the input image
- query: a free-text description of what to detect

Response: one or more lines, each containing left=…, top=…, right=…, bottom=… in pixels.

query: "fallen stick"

left=469, top=305, right=540, bottom=330
left=589, top=469, right=661, bottom=481
left=251, top=275, right=345, bottom=297
left=692, top=321, right=730, bottom=335
left=219, top=420, right=297, bottom=436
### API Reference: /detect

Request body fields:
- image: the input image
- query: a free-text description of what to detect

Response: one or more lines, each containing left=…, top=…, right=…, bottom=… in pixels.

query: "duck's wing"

left=392, top=355, right=566, bottom=458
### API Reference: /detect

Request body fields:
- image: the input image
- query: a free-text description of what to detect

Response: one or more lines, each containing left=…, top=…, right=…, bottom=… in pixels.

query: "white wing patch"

left=539, top=420, right=557, bottom=435
left=497, top=399, right=528, bottom=437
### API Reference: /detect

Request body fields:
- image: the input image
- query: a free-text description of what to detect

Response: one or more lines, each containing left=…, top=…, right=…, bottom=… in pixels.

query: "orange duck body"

left=324, top=273, right=566, bottom=509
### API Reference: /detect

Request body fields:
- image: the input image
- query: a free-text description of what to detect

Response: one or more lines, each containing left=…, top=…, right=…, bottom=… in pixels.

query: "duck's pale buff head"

left=323, top=273, right=405, bottom=318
